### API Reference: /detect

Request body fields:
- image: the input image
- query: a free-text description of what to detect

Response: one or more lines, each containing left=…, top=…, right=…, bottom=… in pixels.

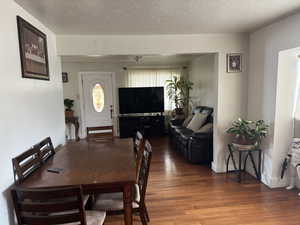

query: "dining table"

left=18, top=138, right=136, bottom=225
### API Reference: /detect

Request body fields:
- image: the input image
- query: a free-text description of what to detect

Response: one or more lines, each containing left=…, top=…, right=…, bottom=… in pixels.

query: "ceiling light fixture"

left=134, top=56, right=142, bottom=64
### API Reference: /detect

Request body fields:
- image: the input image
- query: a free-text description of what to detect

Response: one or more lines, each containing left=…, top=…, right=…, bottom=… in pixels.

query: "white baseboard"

left=211, top=161, right=226, bottom=173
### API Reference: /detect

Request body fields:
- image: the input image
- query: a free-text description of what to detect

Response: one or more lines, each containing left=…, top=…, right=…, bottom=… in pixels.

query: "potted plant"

left=226, top=118, right=269, bottom=149
left=166, top=76, right=193, bottom=118
left=64, top=98, right=74, bottom=118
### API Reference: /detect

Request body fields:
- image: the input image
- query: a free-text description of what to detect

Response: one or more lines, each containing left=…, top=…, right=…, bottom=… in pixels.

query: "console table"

left=65, top=116, right=80, bottom=141
left=226, top=143, right=261, bottom=183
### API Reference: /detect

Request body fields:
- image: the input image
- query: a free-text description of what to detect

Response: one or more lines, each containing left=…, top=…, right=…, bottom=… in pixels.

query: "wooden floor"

left=100, top=137, right=300, bottom=225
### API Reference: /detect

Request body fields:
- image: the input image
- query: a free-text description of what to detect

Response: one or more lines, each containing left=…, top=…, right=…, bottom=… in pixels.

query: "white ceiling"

left=15, top=0, right=300, bottom=35
left=61, top=54, right=205, bottom=66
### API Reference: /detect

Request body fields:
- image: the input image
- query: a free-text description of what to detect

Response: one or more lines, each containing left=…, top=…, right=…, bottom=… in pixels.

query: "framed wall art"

left=227, top=53, right=242, bottom=73
left=62, top=72, right=69, bottom=83
left=17, top=16, right=49, bottom=80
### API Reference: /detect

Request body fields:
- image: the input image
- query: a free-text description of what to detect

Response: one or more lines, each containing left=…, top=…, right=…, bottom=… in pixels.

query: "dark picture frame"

left=62, top=72, right=69, bottom=83
left=17, top=16, right=49, bottom=80
left=227, top=53, right=242, bottom=73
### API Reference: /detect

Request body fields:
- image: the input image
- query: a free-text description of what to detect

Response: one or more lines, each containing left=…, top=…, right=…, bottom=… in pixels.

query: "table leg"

left=123, top=184, right=133, bottom=225
left=228, top=144, right=238, bottom=171
left=238, top=151, right=242, bottom=183
left=249, top=152, right=260, bottom=180
left=243, top=153, right=249, bottom=171
left=258, top=150, right=262, bottom=181
left=75, top=121, right=80, bottom=141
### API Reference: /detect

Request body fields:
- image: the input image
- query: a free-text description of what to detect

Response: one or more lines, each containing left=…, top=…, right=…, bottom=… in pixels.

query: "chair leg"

left=139, top=211, right=148, bottom=225
left=144, top=204, right=150, bottom=222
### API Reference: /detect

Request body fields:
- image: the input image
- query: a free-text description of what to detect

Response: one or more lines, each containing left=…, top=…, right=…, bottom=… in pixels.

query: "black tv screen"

left=119, top=87, right=164, bottom=114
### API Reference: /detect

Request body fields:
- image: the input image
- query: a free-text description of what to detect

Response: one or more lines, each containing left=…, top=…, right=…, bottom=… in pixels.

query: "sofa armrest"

left=191, top=132, right=213, bottom=140
left=170, top=119, right=184, bottom=126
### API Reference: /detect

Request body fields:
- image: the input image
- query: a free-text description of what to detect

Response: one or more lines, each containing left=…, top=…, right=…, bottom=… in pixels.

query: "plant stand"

left=226, top=143, right=262, bottom=183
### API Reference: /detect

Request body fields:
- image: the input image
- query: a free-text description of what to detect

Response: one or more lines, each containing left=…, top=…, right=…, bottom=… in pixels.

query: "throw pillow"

left=187, top=112, right=208, bottom=132
left=196, top=123, right=213, bottom=133
left=182, top=114, right=194, bottom=127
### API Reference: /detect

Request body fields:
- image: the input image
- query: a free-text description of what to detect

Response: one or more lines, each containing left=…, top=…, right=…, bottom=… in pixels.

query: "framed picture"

left=227, top=53, right=242, bottom=73
left=62, top=72, right=69, bottom=83
left=17, top=16, right=49, bottom=80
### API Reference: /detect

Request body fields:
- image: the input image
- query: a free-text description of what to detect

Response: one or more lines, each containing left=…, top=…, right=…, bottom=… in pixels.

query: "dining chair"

left=35, top=137, right=55, bottom=163
left=92, top=140, right=153, bottom=225
left=133, top=131, right=144, bottom=156
left=86, top=126, right=114, bottom=142
left=11, top=186, right=106, bottom=225
left=12, top=146, right=41, bottom=184
left=135, top=133, right=146, bottom=182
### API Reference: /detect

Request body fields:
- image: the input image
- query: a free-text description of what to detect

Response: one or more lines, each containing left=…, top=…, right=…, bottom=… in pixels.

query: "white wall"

left=57, top=33, right=249, bottom=173
left=249, top=12, right=300, bottom=187
left=0, top=1, right=65, bottom=224
left=188, top=54, right=216, bottom=108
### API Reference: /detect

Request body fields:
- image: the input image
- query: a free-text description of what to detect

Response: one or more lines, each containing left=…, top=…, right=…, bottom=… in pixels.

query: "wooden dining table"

left=18, top=138, right=136, bottom=225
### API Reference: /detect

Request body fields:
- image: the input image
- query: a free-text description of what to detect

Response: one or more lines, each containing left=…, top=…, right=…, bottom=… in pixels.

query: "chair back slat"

left=133, top=131, right=143, bottom=156
left=137, top=140, right=152, bottom=204
left=35, top=137, right=55, bottom=163
left=11, top=186, right=86, bottom=225
left=21, top=212, right=81, bottom=225
left=87, top=126, right=114, bottom=142
left=135, top=131, right=146, bottom=182
left=12, top=147, right=41, bottom=184
left=19, top=200, right=80, bottom=213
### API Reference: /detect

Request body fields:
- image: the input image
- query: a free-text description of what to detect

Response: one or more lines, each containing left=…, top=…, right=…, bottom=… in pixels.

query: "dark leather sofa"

left=168, top=106, right=213, bottom=164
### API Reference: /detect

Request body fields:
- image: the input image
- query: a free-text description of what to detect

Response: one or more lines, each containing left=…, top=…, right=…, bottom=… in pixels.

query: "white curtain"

left=124, top=69, right=181, bottom=111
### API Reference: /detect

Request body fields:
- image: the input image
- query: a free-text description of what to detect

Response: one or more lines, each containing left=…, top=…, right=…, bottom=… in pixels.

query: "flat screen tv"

left=119, top=87, right=164, bottom=114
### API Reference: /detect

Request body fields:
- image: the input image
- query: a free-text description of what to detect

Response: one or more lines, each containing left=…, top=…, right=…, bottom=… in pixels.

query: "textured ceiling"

left=15, top=0, right=300, bottom=34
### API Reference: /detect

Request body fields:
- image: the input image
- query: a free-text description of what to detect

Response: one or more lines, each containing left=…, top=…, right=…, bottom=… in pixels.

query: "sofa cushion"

left=182, top=114, right=193, bottom=127
left=187, top=112, right=208, bottom=132
left=196, top=123, right=213, bottom=133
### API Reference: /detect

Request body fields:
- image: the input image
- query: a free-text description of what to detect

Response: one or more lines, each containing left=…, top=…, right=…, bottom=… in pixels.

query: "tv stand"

left=119, top=114, right=165, bottom=138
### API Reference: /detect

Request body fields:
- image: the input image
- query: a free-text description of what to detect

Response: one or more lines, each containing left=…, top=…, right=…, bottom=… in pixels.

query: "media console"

left=119, top=114, right=165, bottom=138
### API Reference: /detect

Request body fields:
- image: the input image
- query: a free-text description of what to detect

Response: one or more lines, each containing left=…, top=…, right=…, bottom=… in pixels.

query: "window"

left=125, top=69, right=181, bottom=111
left=92, top=83, right=104, bottom=112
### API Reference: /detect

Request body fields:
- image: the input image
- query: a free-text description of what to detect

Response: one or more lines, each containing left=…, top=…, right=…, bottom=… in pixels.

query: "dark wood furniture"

left=133, top=131, right=145, bottom=182
left=93, top=140, right=152, bottom=225
left=168, top=106, right=213, bottom=164
left=133, top=131, right=144, bottom=155
left=86, top=126, right=114, bottom=142
left=34, top=137, right=55, bottom=163
left=119, top=115, right=165, bottom=138
left=226, top=144, right=262, bottom=183
left=11, top=186, right=106, bottom=225
left=65, top=116, right=80, bottom=141
left=12, top=147, right=41, bottom=184
left=17, top=139, right=136, bottom=225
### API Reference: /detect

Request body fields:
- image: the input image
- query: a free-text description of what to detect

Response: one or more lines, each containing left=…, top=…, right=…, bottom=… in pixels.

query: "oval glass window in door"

left=92, top=83, right=105, bottom=112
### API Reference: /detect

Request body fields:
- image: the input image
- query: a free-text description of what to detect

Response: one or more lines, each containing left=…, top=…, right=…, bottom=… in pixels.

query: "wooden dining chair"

left=92, top=140, right=153, bottom=225
left=86, top=126, right=114, bottom=142
left=11, top=186, right=106, bottom=225
left=135, top=134, right=146, bottom=182
left=133, top=131, right=144, bottom=156
left=12, top=147, right=41, bottom=184
left=35, top=137, right=55, bottom=163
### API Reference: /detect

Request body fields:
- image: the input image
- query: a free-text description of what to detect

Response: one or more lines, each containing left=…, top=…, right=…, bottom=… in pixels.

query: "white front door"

left=81, top=72, right=114, bottom=134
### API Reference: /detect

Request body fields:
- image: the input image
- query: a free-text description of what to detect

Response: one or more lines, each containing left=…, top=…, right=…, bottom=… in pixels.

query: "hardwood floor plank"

left=73, top=137, right=300, bottom=225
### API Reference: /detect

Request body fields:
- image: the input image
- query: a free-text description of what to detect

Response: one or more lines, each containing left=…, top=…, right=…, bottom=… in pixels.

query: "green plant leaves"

left=166, top=76, right=194, bottom=113
left=226, top=118, right=269, bottom=145
left=64, top=98, right=74, bottom=110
